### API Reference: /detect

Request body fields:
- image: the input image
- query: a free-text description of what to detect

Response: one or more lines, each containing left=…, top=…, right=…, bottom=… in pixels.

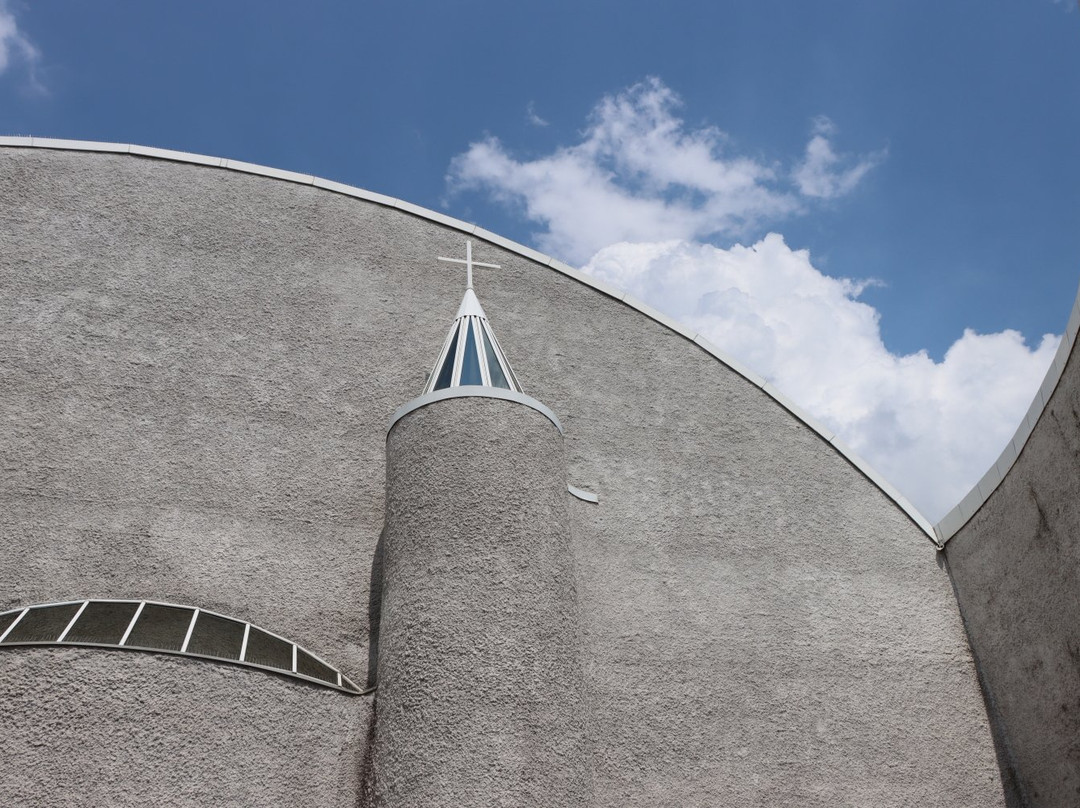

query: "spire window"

left=425, top=287, right=523, bottom=395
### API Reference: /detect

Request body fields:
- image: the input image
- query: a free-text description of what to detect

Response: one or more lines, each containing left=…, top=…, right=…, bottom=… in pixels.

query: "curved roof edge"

left=0, top=136, right=938, bottom=546
left=935, top=284, right=1080, bottom=546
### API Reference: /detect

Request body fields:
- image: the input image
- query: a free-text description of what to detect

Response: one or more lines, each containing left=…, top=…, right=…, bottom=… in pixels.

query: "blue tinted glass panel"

left=491, top=331, right=522, bottom=392
left=481, top=327, right=510, bottom=389
left=433, top=328, right=459, bottom=390
left=460, top=321, right=482, bottom=386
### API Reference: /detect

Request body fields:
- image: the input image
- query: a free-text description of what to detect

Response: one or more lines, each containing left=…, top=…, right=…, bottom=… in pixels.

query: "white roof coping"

left=693, top=335, right=768, bottom=389
left=623, top=295, right=700, bottom=343
left=0, top=136, right=942, bottom=546
left=131, top=144, right=224, bottom=167
left=222, top=158, right=315, bottom=186
left=30, top=136, right=130, bottom=153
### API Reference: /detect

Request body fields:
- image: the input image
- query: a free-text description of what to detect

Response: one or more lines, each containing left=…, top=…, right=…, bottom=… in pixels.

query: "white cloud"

left=448, top=78, right=1057, bottom=522
left=793, top=117, right=886, bottom=199
left=0, top=0, right=42, bottom=89
left=526, top=101, right=549, bottom=127
left=449, top=78, right=878, bottom=265
left=586, top=237, right=1058, bottom=521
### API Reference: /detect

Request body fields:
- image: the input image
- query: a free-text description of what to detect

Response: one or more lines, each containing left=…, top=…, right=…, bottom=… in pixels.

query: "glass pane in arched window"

left=244, top=626, right=293, bottom=671
left=2, top=603, right=81, bottom=643
left=186, top=612, right=245, bottom=660
left=481, top=326, right=510, bottom=389
left=63, top=601, right=140, bottom=645
left=460, top=320, right=482, bottom=385
left=433, top=327, right=459, bottom=390
left=124, top=604, right=194, bottom=651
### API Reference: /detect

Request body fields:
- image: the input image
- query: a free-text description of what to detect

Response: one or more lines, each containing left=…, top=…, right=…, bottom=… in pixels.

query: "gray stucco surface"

left=0, top=647, right=371, bottom=807
left=946, top=332, right=1080, bottom=807
left=375, top=395, right=587, bottom=806
left=0, top=147, right=1004, bottom=804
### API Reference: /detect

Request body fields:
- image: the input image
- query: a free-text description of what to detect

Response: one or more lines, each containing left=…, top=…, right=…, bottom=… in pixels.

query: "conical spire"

left=424, top=286, right=523, bottom=395
left=424, top=242, right=523, bottom=395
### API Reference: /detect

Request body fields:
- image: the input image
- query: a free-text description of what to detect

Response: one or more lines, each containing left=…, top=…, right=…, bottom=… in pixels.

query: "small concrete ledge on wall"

left=0, top=136, right=935, bottom=546
left=934, top=286, right=1080, bottom=545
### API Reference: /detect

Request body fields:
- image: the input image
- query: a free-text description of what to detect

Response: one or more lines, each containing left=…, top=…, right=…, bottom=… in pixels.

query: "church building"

left=1, top=139, right=1077, bottom=807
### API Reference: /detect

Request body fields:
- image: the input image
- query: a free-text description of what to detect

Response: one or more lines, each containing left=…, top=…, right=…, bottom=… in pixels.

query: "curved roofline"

left=935, top=284, right=1080, bottom=545
left=0, top=136, right=939, bottom=546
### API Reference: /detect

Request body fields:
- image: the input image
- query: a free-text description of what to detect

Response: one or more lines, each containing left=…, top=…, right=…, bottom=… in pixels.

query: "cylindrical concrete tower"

left=371, top=246, right=588, bottom=807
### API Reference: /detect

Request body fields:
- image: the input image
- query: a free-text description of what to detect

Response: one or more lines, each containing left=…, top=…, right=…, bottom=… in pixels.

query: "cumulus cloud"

left=447, top=78, right=1057, bottom=522
left=449, top=78, right=878, bottom=264
left=586, top=237, right=1058, bottom=521
left=0, top=0, right=42, bottom=89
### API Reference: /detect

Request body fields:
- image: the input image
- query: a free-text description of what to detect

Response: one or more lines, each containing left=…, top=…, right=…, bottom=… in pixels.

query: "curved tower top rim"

left=388, top=387, right=564, bottom=435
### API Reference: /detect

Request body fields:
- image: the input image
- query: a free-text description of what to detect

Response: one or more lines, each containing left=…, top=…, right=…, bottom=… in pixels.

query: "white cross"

left=437, top=240, right=500, bottom=290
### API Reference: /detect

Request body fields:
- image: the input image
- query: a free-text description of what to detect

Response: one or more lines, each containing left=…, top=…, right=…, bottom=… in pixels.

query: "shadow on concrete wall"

left=941, top=552, right=1026, bottom=808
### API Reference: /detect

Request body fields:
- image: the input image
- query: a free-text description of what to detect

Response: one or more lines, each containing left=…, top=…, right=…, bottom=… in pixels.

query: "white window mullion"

left=179, top=608, right=199, bottom=653
left=487, top=326, right=522, bottom=393
left=0, top=608, right=29, bottom=643
left=118, top=601, right=146, bottom=646
left=56, top=600, right=90, bottom=643
left=427, top=325, right=458, bottom=393
left=239, top=623, right=251, bottom=662
left=451, top=320, right=467, bottom=386
left=475, top=318, right=492, bottom=386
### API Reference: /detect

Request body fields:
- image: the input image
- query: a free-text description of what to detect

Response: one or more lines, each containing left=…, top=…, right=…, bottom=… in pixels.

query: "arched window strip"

left=0, top=600, right=365, bottom=695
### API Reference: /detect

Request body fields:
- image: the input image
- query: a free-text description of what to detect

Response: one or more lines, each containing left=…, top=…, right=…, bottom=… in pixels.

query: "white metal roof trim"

left=0, top=137, right=940, bottom=544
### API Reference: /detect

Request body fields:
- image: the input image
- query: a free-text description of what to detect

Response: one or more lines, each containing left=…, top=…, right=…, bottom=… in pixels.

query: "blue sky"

left=2, top=0, right=1078, bottom=520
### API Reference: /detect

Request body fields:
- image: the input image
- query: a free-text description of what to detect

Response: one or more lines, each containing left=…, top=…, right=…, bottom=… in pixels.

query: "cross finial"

left=437, top=240, right=500, bottom=290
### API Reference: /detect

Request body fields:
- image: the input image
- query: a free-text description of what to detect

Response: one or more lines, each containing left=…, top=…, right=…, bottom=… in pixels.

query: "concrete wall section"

left=945, top=326, right=1080, bottom=806
left=551, top=305, right=1004, bottom=807
left=0, top=148, right=439, bottom=682
left=375, top=396, right=588, bottom=807
left=0, top=647, right=370, bottom=807
left=0, top=146, right=1005, bottom=805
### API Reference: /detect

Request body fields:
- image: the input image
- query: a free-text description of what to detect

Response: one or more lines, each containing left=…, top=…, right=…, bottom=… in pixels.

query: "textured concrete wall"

left=0, top=147, right=1004, bottom=805
left=0, top=647, right=370, bottom=807
left=946, top=334, right=1080, bottom=807
left=374, top=395, right=587, bottom=807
